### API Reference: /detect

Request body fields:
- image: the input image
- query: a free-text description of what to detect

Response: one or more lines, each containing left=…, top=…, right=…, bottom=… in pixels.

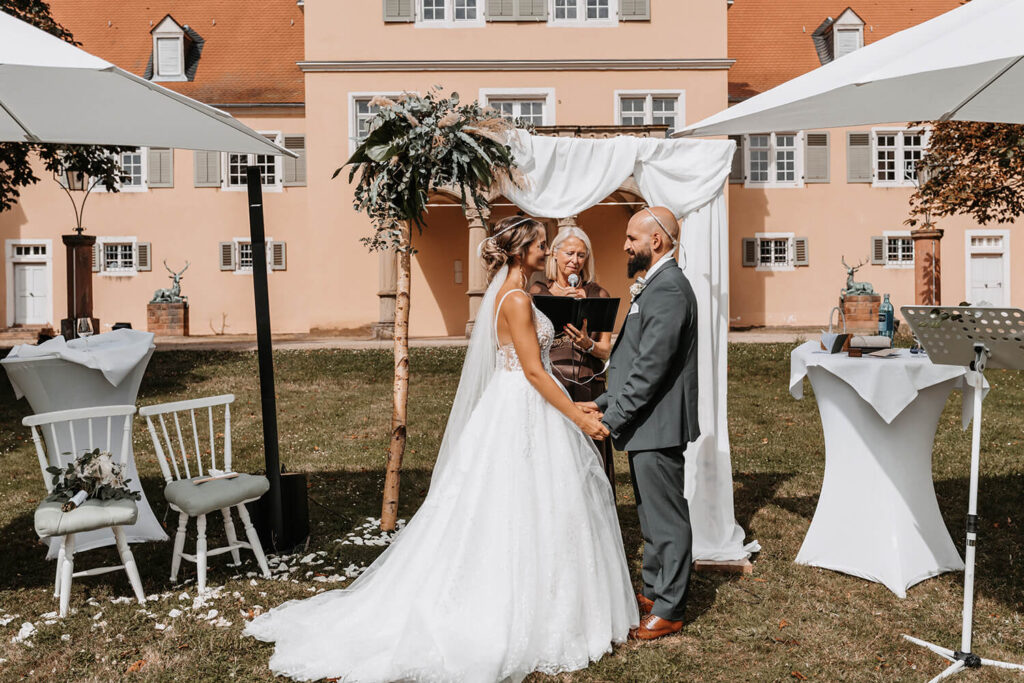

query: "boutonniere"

left=629, top=279, right=647, bottom=302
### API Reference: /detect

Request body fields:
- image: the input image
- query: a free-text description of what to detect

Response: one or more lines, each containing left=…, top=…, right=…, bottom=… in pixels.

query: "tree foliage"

left=0, top=0, right=131, bottom=214
left=907, top=121, right=1024, bottom=228
left=335, top=88, right=522, bottom=251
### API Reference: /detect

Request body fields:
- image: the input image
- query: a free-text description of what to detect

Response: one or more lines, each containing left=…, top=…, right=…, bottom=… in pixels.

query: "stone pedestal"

left=147, top=302, right=189, bottom=336
left=61, top=233, right=98, bottom=339
left=911, top=227, right=943, bottom=305
left=841, top=294, right=881, bottom=333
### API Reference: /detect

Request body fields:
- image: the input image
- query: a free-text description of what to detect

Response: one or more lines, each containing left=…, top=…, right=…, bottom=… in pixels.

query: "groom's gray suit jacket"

left=595, top=259, right=700, bottom=452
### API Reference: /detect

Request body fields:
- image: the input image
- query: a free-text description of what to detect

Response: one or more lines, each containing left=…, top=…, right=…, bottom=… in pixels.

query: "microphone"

left=568, top=274, right=580, bottom=288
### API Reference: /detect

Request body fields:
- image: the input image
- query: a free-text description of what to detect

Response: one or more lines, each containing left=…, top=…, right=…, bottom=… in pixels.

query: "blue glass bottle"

left=878, top=293, right=895, bottom=339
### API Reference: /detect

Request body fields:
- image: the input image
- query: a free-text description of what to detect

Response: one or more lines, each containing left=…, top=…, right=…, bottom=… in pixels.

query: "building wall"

left=0, top=111, right=308, bottom=335
left=728, top=125, right=1024, bottom=328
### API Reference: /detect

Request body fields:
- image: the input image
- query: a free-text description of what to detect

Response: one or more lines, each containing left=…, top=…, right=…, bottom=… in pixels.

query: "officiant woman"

left=529, top=226, right=616, bottom=491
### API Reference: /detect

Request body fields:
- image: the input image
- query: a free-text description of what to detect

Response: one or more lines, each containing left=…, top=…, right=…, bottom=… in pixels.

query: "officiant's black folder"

left=533, top=296, right=620, bottom=334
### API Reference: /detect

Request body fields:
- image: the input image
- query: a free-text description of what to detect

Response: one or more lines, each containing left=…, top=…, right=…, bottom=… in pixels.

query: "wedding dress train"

left=245, top=275, right=638, bottom=682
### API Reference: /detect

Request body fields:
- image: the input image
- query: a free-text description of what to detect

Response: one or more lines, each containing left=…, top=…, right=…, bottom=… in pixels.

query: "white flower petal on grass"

left=60, top=634, right=70, bottom=642
left=11, top=622, right=36, bottom=644
left=155, top=623, right=166, bottom=631
left=109, top=597, right=132, bottom=605
left=168, top=609, right=182, bottom=619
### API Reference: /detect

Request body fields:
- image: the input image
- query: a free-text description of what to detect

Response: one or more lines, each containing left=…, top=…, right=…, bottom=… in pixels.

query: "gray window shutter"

left=870, top=236, right=886, bottom=265
left=137, top=242, right=152, bottom=271
left=383, top=0, right=415, bottom=22
left=282, top=135, right=306, bottom=187
left=147, top=147, right=173, bottom=188
left=486, top=0, right=516, bottom=20
left=219, top=242, right=236, bottom=271
left=729, top=135, right=744, bottom=184
left=619, top=0, right=650, bottom=20
left=515, top=0, right=547, bottom=20
left=270, top=241, right=287, bottom=271
left=194, top=151, right=221, bottom=187
left=741, top=238, right=757, bottom=267
left=92, top=243, right=101, bottom=272
left=793, top=237, right=809, bottom=266
left=847, top=132, right=872, bottom=183
left=804, top=132, right=829, bottom=183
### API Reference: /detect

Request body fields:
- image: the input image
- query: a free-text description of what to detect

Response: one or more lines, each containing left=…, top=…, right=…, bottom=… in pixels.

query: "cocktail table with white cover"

left=789, top=341, right=984, bottom=597
left=2, top=330, right=169, bottom=557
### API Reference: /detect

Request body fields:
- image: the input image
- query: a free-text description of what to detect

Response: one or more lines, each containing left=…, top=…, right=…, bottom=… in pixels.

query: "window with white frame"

left=552, top=0, right=616, bottom=23
left=759, top=237, right=790, bottom=267
left=416, top=0, right=481, bottom=25
left=490, top=99, right=545, bottom=127
left=94, top=237, right=149, bottom=276
left=120, top=150, right=145, bottom=188
left=886, top=235, right=914, bottom=265
left=103, top=243, right=135, bottom=272
left=222, top=238, right=287, bottom=274
left=224, top=133, right=281, bottom=190
left=744, top=132, right=802, bottom=187
left=617, top=92, right=683, bottom=134
left=874, top=129, right=926, bottom=186
left=13, top=244, right=47, bottom=258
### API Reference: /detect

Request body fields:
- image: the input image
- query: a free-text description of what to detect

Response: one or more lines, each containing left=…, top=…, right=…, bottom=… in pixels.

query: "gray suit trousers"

left=629, top=446, right=692, bottom=622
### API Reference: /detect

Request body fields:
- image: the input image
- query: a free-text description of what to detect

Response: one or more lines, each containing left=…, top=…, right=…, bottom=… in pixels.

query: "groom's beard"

left=627, top=248, right=652, bottom=278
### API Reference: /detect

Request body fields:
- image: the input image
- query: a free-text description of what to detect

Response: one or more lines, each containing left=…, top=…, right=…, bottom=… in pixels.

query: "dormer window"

left=150, top=15, right=196, bottom=82
left=832, top=9, right=864, bottom=60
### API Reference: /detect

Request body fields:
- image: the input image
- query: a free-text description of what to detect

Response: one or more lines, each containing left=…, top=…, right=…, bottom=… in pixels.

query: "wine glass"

left=75, top=317, right=94, bottom=343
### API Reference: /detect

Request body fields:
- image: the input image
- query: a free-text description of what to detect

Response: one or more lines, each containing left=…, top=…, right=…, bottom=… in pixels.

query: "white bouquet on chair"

left=46, top=449, right=141, bottom=511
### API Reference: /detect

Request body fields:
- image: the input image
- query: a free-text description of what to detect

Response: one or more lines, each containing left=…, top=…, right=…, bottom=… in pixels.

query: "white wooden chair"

left=139, top=394, right=271, bottom=593
left=24, top=405, right=147, bottom=617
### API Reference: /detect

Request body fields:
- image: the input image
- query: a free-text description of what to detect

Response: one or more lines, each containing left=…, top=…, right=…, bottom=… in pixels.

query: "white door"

left=970, top=253, right=1005, bottom=306
left=13, top=263, right=48, bottom=325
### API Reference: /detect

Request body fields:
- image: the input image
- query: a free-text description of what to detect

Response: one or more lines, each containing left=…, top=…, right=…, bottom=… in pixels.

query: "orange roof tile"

left=728, top=1, right=965, bottom=101
left=48, top=0, right=304, bottom=105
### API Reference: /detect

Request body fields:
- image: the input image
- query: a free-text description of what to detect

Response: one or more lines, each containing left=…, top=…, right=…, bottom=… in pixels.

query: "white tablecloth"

left=789, top=341, right=983, bottom=597
left=2, top=330, right=168, bottom=558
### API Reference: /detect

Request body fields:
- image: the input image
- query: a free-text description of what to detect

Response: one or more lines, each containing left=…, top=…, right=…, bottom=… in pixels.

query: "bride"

left=245, top=215, right=639, bottom=682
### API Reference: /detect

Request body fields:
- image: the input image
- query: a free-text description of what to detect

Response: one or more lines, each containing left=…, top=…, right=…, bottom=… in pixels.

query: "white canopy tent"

left=504, top=131, right=758, bottom=561
left=0, top=10, right=288, bottom=155
left=679, top=0, right=1024, bottom=137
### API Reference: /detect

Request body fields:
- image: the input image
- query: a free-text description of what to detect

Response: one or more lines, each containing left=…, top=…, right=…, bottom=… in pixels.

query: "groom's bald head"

left=624, top=206, right=678, bottom=277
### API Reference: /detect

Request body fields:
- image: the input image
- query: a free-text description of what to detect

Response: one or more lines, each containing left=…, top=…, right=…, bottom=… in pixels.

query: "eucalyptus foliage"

left=45, top=448, right=141, bottom=504
left=335, top=88, right=521, bottom=250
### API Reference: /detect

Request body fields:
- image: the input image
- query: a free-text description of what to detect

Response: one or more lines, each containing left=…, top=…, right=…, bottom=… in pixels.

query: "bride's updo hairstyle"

left=481, top=215, right=545, bottom=280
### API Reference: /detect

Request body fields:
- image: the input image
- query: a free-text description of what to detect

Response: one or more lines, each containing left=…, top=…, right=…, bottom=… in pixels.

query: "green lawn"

left=0, top=344, right=1022, bottom=681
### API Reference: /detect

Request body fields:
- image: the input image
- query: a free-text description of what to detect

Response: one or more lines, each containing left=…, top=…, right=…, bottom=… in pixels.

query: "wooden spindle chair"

left=139, top=394, right=271, bottom=593
left=24, top=405, right=146, bottom=617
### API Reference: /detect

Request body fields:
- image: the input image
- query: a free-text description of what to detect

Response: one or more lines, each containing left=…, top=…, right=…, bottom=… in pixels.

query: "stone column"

left=372, top=248, right=397, bottom=339
left=911, top=227, right=943, bottom=305
left=465, top=206, right=491, bottom=337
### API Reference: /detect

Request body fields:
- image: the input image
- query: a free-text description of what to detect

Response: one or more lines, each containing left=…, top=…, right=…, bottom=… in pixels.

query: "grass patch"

left=0, top=344, right=1022, bottom=681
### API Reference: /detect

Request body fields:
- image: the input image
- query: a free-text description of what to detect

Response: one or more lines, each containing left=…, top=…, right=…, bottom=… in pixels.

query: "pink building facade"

left=1, top=0, right=1013, bottom=338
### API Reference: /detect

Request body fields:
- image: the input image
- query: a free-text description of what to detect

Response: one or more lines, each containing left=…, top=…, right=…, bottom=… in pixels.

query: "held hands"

left=575, top=409, right=610, bottom=441
left=575, top=401, right=600, bottom=414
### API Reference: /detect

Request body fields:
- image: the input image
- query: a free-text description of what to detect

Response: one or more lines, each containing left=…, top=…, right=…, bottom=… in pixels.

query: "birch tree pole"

left=336, top=89, right=522, bottom=531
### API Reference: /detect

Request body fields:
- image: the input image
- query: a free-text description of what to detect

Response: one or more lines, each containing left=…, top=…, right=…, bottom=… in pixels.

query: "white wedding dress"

left=245, top=268, right=638, bottom=682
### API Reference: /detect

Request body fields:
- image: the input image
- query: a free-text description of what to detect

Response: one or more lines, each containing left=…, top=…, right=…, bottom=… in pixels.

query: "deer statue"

left=151, top=260, right=190, bottom=304
left=840, top=256, right=875, bottom=298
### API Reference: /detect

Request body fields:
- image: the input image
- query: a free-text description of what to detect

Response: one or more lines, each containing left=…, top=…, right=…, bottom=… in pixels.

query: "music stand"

left=900, top=306, right=1024, bottom=681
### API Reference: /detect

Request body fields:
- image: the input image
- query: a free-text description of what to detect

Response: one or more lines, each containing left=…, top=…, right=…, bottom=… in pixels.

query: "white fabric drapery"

left=502, top=131, right=758, bottom=561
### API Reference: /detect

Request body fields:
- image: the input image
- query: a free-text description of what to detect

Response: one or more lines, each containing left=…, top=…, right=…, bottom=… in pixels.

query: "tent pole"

left=246, top=166, right=284, bottom=546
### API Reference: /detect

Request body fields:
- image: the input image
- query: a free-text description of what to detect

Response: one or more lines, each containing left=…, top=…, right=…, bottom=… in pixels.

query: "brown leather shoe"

left=637, top=594, right=654, bottom=615
left=630, top=614, right=684, bottom=640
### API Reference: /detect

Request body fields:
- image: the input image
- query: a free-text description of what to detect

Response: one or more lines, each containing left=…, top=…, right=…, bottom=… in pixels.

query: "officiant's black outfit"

left=594, top=259, right=699, bottom=623
left=529, top=279, right=616, bottom=493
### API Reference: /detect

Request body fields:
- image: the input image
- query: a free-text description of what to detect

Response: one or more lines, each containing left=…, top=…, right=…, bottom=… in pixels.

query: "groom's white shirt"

left=641, top=252, right=675, bottom=283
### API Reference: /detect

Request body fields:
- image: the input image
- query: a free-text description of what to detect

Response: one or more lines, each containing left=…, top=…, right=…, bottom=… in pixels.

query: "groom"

left=579, top=206, right=699, bottom=641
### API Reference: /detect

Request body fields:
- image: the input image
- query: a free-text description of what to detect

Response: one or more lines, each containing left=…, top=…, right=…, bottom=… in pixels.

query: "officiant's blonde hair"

left=545, top=226, right=595, bottom=284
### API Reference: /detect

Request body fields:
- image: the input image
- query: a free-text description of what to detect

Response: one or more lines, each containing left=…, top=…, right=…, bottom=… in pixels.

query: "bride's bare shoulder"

left=497, top=288, right=532, bottom=318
